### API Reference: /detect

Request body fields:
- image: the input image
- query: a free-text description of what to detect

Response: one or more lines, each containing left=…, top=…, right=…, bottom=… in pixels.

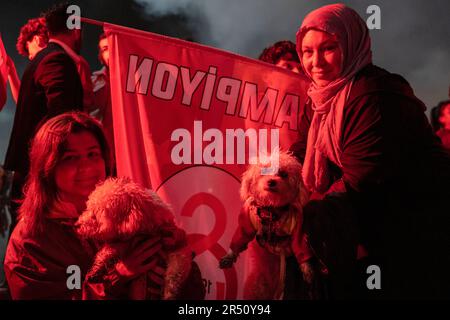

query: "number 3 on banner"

left=181, top=192, right=238, bottom=299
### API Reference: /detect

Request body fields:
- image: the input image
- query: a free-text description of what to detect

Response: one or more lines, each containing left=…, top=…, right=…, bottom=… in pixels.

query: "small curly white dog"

left=219, top=151, right=314, bottom=299
left=76, top=177, right=193, bottom=300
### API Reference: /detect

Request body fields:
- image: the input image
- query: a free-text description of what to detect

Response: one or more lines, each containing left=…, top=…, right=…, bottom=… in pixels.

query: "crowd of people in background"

left=0, top=2, right=449, bottom=300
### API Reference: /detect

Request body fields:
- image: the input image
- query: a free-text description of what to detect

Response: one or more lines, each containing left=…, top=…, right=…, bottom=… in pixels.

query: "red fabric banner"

left=104, top=23, right=309, bottom=299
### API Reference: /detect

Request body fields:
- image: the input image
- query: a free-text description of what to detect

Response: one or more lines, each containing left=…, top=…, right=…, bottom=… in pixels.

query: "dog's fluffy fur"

left=221, top=151, right=310, bottom=299
left=76, top=177, right=192, bottom=300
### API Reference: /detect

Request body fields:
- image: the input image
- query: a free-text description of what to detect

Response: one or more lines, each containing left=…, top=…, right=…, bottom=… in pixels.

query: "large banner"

left=0, top=35, right=8, bottom=109
left=105, top=23, right=309, bottom=299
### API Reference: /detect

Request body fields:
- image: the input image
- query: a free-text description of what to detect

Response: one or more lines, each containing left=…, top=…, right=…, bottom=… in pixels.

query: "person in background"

left=7, top=14, right=94, bottom=109
left=16, top=17, right=49, bottom=61
left=7, top=17, right=49, bottom=103
left=435, top=100, right=450, bottom=150
left=43, top=6, right=94, bottom=111
left=3, top=3, right=84, bottom=232
left=259, top=40, right=303, bottom=74
left=91, top=33, right=115, bottom=170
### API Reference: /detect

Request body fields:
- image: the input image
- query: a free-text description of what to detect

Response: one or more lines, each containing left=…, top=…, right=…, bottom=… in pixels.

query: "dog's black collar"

left=258, top=203, right=290, bottom=212
left=256, top=203, right=291, bottom=222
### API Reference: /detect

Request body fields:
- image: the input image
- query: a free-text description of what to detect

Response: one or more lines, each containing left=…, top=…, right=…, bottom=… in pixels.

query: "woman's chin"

left=313, top=78, right=333, bottom=87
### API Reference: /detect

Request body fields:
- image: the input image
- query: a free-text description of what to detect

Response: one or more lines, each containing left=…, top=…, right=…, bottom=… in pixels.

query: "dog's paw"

left=219, top=252, right=237, bottom=269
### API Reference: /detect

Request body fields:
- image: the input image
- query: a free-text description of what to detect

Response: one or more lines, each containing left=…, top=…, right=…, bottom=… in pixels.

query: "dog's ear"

left=240, top=166, right=255, bottom=201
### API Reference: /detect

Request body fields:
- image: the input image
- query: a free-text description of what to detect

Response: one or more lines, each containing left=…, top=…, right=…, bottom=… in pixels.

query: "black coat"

left=291, top=64, right=450, bottom=299
left=3, top=42, right=83, bottom=192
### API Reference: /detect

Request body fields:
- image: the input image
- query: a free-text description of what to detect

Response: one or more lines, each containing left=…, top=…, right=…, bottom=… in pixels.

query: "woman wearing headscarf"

left=290, top=3, right=450, bottom=299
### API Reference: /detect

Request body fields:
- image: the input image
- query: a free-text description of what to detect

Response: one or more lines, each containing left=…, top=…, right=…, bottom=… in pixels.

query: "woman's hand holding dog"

left=115, top=237, right=163, bottom=281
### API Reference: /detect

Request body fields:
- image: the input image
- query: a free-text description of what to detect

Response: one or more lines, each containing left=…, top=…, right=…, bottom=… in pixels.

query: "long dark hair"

left=19, top=112, right=112, bottom=236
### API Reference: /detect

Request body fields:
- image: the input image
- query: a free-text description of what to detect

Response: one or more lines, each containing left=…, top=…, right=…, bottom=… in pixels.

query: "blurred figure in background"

left=44, top=8, right=94, bottom=112
left=16, top=17, right=49, bottom=60
left=1, top=17, right=47, bottom=106
left=3, top=3, right=85, bottom=232
left=259, top=40, right=302, bottom=74
left=91, top=33, right=115, bottom=172
left=8, top=17, right=49, bottom=103
left=435, top=100, right=450, bottom=150
left=8, top=14, right=94, bottom=109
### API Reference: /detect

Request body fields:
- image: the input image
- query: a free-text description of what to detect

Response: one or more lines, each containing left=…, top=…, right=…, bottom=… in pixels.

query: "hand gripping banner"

left=104, top=23, right=309, bottom=299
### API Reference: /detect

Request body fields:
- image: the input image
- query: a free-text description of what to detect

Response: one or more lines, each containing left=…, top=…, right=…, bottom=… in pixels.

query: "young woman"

left=291, top=4, right=450, bottom=299
left=4, top=112, right=164, bottom=299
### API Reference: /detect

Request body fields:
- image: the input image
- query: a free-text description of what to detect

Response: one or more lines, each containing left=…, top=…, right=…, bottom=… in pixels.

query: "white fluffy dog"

left=219, top=151, right=313, bottom=299
left=76, top=177, right=193, bottom=299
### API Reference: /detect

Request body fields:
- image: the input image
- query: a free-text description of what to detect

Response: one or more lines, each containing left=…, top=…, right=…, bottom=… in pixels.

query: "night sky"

left=1, top=0, right=449, bottom=162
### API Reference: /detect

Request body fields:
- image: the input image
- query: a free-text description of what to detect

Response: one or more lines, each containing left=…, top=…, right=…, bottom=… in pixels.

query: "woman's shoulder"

left=7, top=219, right=56, bottom=257
left=5, top=219, right=51, bottom=268
left=350, top=64, right=416, bottom=102
left=8, top=219, right=38, bottom=247
left=9, top=217, right=59, bottom=241
left=7, top=218, right=81, bottom=258
left=6, top=217, right=93, bottom=272
left=346, top=64, right=426, bottom=115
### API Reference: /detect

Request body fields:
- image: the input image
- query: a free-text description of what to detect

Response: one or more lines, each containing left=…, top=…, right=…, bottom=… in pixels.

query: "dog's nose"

left=268, top=179, right=277, bottom=188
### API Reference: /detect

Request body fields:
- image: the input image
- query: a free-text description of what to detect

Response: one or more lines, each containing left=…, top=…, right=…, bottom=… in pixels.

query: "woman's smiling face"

left=55, top=131, right=106, bottom=208
left=301, top=29, right=343, bottom=87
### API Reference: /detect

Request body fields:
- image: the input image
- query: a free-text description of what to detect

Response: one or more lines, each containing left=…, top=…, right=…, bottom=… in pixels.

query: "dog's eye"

left=278, top=170, right=288, bottom=179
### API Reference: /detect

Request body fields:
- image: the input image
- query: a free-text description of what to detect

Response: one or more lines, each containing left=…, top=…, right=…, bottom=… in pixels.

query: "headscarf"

left=296, top=3, right=372, bottom=193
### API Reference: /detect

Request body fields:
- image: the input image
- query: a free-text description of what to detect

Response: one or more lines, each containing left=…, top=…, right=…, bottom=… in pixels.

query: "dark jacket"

left=4, top=217, right=94, bottom=299
left=4, top=215, right=205, bottom=300
left=291, top=64, right=450, bottom=299
left=3, top=42, right=83, bottom=191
